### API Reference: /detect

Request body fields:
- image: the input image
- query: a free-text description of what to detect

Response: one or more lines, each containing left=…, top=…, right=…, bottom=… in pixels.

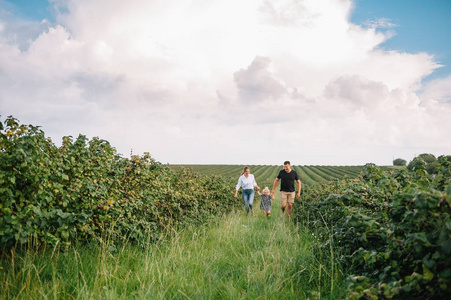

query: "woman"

left=234, top=166, right=260, bottom=215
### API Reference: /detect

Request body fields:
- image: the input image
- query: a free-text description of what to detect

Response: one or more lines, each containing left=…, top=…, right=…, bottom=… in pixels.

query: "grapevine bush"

left=295, top=160, right=451, bottom=299
left=0, top=116, right=240, bottom=250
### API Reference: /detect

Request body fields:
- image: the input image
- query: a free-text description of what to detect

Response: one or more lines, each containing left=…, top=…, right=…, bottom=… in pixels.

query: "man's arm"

left=296, top=180, right=301, bottom=199
left=271, top=178, right=279, bottom=196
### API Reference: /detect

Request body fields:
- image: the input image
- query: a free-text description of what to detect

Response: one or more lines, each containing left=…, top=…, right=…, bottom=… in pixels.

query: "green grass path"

left=1, top=200, right=344, bottom=299
left=145, top=213, right=309, bottom=299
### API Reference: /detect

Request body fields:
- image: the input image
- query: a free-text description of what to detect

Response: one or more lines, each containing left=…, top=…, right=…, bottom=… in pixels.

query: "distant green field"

left=168, top=164, right=400, bottom=188
left=169, top=164, right=405, bottom=187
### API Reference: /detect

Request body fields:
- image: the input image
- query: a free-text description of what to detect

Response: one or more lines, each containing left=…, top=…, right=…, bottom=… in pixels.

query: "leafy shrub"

left=418, top=153, right=438, bottom=164
left=0, top=116, right=240, bottom=250
left=294, top=160, right=451, bottom=299
left=408, top=153, right=438, bottom=175
left=393, top=158, right=407, bottom=166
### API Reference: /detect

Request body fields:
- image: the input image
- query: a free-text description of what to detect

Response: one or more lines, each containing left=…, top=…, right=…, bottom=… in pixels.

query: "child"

left=257, top=187, right=272, bottom=217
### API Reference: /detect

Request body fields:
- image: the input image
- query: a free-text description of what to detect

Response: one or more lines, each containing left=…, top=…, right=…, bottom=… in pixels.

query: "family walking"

left=234, top=161, right=301, bottom=218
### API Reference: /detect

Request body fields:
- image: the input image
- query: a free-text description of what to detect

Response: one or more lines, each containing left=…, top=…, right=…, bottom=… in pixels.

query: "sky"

left=1, top=0, right=450, bottom=166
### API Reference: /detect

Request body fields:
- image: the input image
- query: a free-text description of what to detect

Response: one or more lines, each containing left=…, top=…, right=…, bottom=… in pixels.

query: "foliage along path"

left=1, top=198, right=342, bottom=299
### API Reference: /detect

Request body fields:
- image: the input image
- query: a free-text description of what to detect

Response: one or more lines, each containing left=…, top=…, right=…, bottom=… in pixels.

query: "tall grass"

left=1, top=201, right=346, bottom=299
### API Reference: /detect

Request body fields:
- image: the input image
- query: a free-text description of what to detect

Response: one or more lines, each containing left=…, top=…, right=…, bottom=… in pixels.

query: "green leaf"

left=446, top=185, right=451, bottom=206
left=61, top=230, right=69, bottom=239
left=422, top=264, right=434, bottom=282
left=438, top=229, right=451, bottom=254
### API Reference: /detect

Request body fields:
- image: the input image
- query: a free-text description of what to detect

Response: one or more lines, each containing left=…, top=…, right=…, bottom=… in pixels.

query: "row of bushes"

left=394, top=153, right=451, bottom=175
left=0, top=116, right=240, bottom=250
left=295, top=157, right=451, bottom=299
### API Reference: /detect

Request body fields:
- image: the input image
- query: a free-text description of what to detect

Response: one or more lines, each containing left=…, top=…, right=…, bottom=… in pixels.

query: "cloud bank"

left=1, top=0, right=450, bottom=165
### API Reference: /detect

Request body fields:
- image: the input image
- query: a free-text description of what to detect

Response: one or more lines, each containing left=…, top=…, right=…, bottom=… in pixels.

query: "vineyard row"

left=168, top=164, right=388, bottom=187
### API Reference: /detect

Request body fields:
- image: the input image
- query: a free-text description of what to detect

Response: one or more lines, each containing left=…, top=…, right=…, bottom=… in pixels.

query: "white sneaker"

left=280, top=212, right=284, bottom=218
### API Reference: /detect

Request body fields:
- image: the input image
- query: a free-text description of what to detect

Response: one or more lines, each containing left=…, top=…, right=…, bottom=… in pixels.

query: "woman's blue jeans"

left=242, top=189, right=254, bottom=215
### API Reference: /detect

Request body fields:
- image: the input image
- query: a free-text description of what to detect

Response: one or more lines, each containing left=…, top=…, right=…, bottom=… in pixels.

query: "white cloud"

left=363, top=18, right=398, bottom=29
left=420, top=74, right=451, bottom=104
left=0, top=0, right=450, bottom=165
left=234, top=56, right=287, bottom=102
left=0, top=6, right=52, bottom=50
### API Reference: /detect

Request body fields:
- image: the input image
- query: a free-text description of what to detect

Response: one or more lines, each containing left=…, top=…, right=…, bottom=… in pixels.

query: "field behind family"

left=168, top=164, right=400, bottom=188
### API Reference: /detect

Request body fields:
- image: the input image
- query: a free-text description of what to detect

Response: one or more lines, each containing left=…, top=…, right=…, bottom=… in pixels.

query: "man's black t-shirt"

left=277, top=169, right=299, bottom=192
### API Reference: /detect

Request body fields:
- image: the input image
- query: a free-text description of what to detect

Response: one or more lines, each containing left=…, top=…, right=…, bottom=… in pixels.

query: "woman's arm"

left=234, top=176, right=242, bottom=198
left=235, top=176, right=242, bottom=190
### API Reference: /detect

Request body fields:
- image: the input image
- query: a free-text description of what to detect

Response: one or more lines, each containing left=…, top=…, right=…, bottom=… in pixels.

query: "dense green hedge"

left=295, top=159, right=451, bottom=299
left=0, top=116, right=240, bottom=250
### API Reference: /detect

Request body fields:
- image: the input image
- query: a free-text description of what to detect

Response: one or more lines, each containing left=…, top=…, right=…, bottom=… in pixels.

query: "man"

left=271, top=161, right=301, bottom=219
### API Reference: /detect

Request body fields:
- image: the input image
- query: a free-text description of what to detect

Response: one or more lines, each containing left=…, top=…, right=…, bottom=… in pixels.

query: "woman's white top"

left=236, top=174, right=257, bottom=190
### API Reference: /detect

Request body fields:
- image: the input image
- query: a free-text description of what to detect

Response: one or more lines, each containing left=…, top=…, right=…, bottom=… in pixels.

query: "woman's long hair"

left=241, top=166, right=250, bottom=176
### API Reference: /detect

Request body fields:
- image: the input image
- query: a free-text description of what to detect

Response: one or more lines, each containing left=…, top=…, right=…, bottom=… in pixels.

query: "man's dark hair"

left=284, top=161, right=290, bottom=165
